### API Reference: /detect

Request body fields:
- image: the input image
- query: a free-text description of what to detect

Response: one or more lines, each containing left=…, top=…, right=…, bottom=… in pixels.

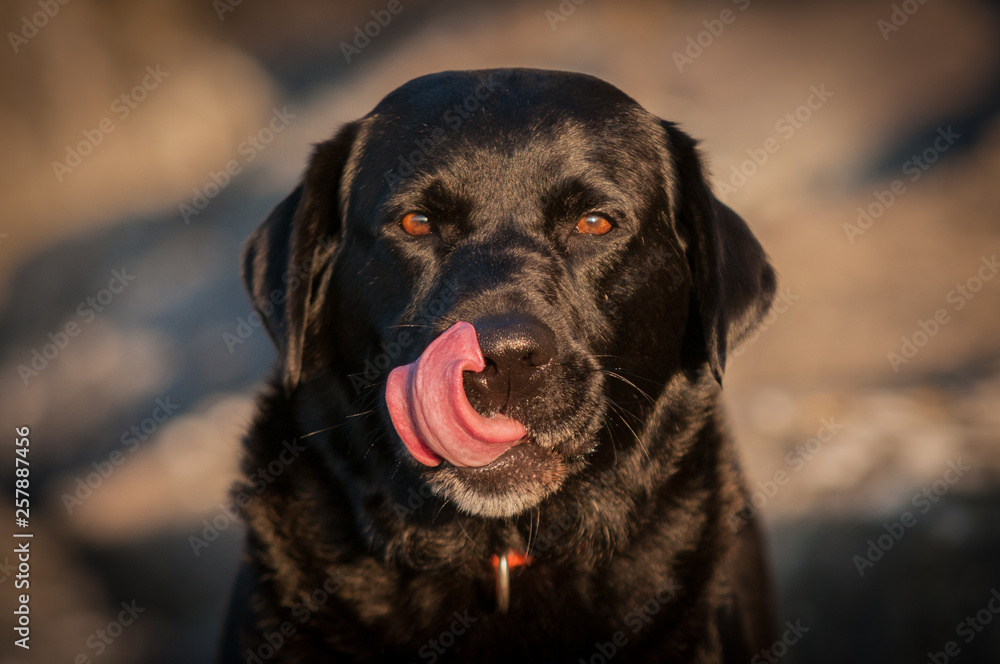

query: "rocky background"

left=0, top=0, right=998, bottom=662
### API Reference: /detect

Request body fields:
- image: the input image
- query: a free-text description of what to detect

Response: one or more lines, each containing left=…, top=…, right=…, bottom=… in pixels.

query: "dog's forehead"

left=370, top=70, right=662, bottom=163
left=349, top=69, right=665, bottom=213
left=369, top=68, right=647, bottom=128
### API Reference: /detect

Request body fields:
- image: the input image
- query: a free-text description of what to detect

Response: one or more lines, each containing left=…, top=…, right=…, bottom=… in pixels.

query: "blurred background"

left=1, top=0, right=999, bottom=661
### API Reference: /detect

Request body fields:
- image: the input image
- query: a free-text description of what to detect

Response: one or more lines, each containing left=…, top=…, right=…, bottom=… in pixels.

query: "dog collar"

left=490, top=551, right=533, bottom=613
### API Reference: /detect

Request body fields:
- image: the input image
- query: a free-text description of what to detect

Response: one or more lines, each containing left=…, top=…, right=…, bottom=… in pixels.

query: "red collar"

left=490, top=551, right=533, bottom=613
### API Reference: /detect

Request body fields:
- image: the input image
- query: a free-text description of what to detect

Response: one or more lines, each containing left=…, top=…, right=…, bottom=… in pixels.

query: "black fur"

left=219, top=69, right=778, bottom=663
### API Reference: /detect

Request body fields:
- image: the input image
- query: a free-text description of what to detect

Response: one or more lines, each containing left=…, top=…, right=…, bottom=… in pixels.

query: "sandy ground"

left=0, top=0, right=999, bottom=662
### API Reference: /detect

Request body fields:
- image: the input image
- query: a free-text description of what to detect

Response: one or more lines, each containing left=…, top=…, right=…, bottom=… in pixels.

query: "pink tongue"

left=385, top=321, right=527, bottom=467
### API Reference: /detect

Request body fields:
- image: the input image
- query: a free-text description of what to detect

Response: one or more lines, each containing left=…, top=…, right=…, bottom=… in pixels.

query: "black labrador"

left=220, top=68, right=777, bottom=663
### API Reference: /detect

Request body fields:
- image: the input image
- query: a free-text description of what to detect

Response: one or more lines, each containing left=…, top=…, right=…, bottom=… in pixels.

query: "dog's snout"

left=466, top=315, right=556, bottom=409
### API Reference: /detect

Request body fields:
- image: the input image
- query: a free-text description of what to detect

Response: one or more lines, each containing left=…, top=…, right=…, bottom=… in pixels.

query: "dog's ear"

left=662, top=121, right=777, bottom=384
left=241, top=122, right=360, bottom=393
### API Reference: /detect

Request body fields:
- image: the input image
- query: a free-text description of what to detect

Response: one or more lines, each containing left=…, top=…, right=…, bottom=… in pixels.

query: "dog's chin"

left=423, top=443, right=571, bottom=518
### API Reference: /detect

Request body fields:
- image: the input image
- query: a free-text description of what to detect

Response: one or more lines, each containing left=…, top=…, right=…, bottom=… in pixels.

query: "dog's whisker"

left=603, top=368, right=663, bottom=387
left=604, top=397, right=651, bottom=465
left=432, top=499, right=449, bottom=525
left=602, top=420, right=620, bottom=468
left=529, top=505, right=541, bottom=555
left=300, top=424, right=346, bottom=440
left=388, top=456, right=404, bottom=482
left=523, top=506, right=536, bottom=555
left=601, top=370, right=657, bottom=405
left=524, top=508, right=535, bottom=551
left=360, top=427, right=390, bottom=458
left=602, top=396, right=646, bottom=425
left=591, top=353, right=629, bottom=362
left=455, top=513, right=477, bottom=548
left=384, top=323, right=433, bottom=331
left=363, top=430, right=389, bottom=453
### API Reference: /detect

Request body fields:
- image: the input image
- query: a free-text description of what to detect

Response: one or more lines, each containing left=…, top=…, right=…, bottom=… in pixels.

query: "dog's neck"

left=240, top=372, right=742, bottom=627
left=247, top=370, right=729, bottom=567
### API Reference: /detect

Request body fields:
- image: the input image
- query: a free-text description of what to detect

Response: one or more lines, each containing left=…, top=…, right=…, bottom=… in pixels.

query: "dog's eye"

left=401, top=212, right=434, bottom=236
left=575, top=214, right=613, bottom=236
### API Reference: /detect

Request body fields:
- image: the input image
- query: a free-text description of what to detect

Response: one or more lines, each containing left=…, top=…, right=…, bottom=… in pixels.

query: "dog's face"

left=243, top=69, right=775, bottom=519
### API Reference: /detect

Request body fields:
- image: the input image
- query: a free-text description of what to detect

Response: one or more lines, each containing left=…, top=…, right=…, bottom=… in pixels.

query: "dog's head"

left=242, top=69, right=775, bottom=518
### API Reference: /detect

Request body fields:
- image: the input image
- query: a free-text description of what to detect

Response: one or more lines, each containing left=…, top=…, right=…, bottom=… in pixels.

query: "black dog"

left=220, top=68, right=777, bottom=663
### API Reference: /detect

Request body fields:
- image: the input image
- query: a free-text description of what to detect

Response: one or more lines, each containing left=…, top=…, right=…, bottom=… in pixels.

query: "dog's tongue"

left=386, top=321, right=527, bottom=468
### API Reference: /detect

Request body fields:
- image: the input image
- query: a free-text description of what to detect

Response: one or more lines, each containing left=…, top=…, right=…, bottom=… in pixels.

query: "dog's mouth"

left=385, top=321, right=529, bottom=468
left=384, top=321, right=586, bottom=517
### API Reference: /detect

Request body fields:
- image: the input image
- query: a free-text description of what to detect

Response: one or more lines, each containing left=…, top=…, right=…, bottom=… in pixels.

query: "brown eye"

left=401, top=212, right=433, bottom=236
left=575, top=214, right=613, bottom=236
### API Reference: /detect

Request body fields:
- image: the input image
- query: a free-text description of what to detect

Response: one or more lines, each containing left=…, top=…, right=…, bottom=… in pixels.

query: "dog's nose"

left=465, top=315, right=556, bottom=409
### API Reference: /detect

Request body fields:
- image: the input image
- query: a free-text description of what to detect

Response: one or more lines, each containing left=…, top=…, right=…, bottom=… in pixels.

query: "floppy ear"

left=241, top=122, right=360, bottom=393
left=662, top=121, right=777, bottom=384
